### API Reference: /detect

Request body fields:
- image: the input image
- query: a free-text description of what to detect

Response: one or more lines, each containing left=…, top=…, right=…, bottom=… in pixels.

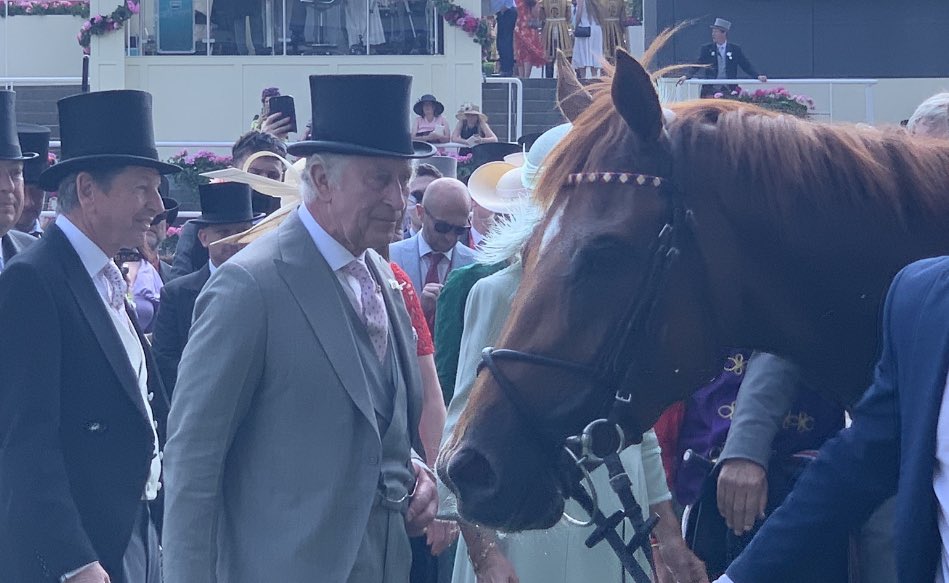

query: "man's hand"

left=717, top=458, right=767, bottom=535
left=405, top=460, right=438, bottom=537
left=656, top=537, right=709, bottom=583
left=65, top=562, right=111, bottom=583
left=676, top=75, right=688, bottom=86
left=757, top=75, right=768, bottom=83
left=260, top=112, right=293, bottom=140
left=474, top=547, right=519, bottom=583
left=426, top=519, right=459, bottom=555
left=420, top=282, right=443, bottom=317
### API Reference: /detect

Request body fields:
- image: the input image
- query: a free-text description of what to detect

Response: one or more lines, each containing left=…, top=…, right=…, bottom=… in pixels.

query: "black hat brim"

left=413, top=100, right=445, bottom=117
left=0, top=151, right=39, bottom=162
left=160, top=196, right=180, bottom=226
left=190, top=212, right=266, bottom=226
left=287, top=140, right=436, bottom=159
left=38, top=154, right=181, bottom=192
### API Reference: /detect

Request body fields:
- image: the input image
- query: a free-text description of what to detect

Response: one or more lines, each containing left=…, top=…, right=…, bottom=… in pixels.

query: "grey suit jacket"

left=161, top=211, right=423, bottom=583
left=719, top=352, right=803, bottom=468
left=1, top=229, right=36, bottom=269
left=388, top=232, right=476, bottom=293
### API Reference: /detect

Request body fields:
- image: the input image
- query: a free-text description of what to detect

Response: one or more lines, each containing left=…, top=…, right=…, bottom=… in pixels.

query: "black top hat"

left=192, top=182, right=263, bottom=225
left=1, top=91, right=38, bottom=161
left=471, top=142, right=522, bottom=170
left=251, top=190, right=281, bottom=217
left=38, top=90, right=180, bottom=191
left=159, top=197, right=180, bottom=226
left=288, top=75, right=436, bottom=159
left=17, top=123, right=51, bottom=184
left=413, top=94, right=445, bottom=117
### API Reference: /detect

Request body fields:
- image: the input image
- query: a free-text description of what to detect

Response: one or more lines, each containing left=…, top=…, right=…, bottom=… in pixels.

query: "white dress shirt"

left=417, top=229, right=453, bottom=284
left=935, top=373, right=949, bottom=582
left=56, top=215, right=162, bottom=500
left=297, top=204, right=372, bottom=314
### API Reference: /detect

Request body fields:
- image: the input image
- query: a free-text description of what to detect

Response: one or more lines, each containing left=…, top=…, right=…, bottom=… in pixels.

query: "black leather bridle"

left=478, top=171, right=693, bottom=582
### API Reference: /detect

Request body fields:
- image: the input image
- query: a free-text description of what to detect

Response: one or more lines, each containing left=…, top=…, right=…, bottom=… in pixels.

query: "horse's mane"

left=537, top=34, right=949, bottom=232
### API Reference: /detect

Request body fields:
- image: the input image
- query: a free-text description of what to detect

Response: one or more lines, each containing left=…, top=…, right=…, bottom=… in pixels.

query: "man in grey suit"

left=161, top=74, right=439, bottom=583
left=389, top=177, right=476, bottom=328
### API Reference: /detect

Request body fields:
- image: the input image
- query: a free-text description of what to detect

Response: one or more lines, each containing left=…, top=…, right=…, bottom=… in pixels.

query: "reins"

left=478, top=170, right=691, bottom=583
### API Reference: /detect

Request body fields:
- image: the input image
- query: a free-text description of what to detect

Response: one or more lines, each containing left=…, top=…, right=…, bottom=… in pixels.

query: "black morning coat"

left=692, top=42, right=762, bottom=97
left=0, top=224, right=170, bottom=583
left=151, top=262, right=210, bottom=397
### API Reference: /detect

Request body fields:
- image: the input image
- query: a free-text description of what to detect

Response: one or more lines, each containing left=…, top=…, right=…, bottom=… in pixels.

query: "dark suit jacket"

left=0, top=225, right=170, bottom=583
left=727, top=257, right=949, bottom=583
left=691, top=42, right=761, bottom=97
left=1, top=228, right=37, bottom=266
left=167, top=220, right=207, bottom=281
left=152, top=263, right=210, bottom=398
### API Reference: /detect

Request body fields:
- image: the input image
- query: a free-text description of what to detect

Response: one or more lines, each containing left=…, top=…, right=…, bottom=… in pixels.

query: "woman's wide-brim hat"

left=468, top=161, right=530, bottom=214
left=1, top=91, right=38, bottom=161
left=201, top=152, right=303, bottom=204
left=288, top=75, right=436, bottom=159
left=17, top=123, right=51, bottom=183
left=414, top=93, right=445, bottom=117
left=456, top=102, right=488, bottom=122
left=38, top=90, right=180, bottom=191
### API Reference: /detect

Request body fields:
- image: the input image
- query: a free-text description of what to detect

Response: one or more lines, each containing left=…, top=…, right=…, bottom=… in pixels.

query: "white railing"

left=1, top=77, right=83, bottom=89
left=484, top=77, right=523, bottom=143
left=659, top=78, right=879, bottom=124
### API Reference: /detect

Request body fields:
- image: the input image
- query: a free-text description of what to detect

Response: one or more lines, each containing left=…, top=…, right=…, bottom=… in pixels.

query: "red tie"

left=425, top=252, right=445, bottom=285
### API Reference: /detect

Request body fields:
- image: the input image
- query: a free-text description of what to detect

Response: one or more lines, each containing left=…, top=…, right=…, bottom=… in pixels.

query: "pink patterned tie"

left=101, top=261, right=128, bottom=312
left=342, top=260, right=388, bottom=361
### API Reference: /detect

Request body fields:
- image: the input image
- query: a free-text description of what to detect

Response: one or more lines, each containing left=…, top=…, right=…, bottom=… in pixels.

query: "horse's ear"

left=611, top=49, right=663, bottom=143
left=556, top=50, right=592, bottom=122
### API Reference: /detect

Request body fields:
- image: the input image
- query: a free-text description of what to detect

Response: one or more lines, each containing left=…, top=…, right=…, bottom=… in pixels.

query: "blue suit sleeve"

left=726, top=268, right=907, bottom=582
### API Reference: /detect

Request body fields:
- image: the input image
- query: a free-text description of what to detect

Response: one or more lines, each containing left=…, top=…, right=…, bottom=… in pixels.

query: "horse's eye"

left=576, top=238, right=630, bottom=275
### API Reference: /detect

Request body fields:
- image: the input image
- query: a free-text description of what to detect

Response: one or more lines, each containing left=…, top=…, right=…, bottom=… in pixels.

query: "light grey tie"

left=101, top=261, right=128, bottom=312
left=342, top=260, right=389, bottom=362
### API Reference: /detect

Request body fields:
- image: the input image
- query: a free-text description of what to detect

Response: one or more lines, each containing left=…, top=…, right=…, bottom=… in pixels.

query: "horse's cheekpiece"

left=478, top=167, right=691, bottom=583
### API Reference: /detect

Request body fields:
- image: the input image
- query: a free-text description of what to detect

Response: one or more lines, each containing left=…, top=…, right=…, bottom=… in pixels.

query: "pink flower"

left=713, top=92, right=723, bottom=99
left=81, top=20, right=91, bottom=30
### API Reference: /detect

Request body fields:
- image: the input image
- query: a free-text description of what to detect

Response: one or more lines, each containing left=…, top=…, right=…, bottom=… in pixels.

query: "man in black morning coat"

left=678, top=17, right=768, bottom=98
left=0, top=90, right=180, bottom=583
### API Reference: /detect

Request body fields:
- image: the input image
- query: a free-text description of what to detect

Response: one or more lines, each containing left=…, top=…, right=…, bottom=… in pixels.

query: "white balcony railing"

left=658, top=78, right=879, bottom=124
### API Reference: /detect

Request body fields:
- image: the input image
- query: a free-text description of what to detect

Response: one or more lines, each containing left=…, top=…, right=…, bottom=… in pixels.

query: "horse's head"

left=439, top=52, right=724, bottom=530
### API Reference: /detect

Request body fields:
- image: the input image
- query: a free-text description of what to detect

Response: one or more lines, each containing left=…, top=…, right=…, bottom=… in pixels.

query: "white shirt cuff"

left=713, top=575, right=735, bottom=583
left=61, top=561, right=97, bottom=582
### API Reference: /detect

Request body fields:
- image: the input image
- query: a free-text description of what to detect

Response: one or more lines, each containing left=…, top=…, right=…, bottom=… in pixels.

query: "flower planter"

left=2, top=15, right=87, bottom=77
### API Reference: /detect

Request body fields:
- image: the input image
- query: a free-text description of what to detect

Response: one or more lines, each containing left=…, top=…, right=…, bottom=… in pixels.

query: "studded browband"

left=566, top=172, right=664, bottom=187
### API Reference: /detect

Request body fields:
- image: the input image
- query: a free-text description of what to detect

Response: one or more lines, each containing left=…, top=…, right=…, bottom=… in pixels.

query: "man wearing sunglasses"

left=389, top=177, right=476, bottom=329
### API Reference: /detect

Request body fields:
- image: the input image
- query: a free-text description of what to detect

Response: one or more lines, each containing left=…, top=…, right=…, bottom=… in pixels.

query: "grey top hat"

left=711, top=18, right=731, bottom=31
left=421, top=155, right=457, bottom=179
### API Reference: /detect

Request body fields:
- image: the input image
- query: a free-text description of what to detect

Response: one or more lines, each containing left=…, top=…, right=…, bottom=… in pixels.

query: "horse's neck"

left=704, top=187, right=949, bottom=405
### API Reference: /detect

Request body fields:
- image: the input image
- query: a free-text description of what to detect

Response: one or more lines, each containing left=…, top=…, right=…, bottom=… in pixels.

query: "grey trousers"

left=856, top=496, right=897, bottom=583
left=122, top=503, right=161, bottom=583
left=347, top=505, right=412, bottom=583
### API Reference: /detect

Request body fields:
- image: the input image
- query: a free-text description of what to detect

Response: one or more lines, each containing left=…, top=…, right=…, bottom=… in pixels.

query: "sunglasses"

left=424, top=209, right=470, bottom=236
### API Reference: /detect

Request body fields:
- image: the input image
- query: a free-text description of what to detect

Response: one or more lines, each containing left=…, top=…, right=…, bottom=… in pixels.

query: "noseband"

left=479, top=171, right=693, bottom=581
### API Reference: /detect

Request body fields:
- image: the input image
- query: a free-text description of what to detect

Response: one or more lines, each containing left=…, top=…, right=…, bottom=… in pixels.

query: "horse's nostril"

left=446, top=447, right=498, bottom=499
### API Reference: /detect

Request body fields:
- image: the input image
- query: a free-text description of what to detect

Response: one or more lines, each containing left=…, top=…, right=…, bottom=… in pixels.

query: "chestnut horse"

left=438, top=50, right=949, bottom=532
